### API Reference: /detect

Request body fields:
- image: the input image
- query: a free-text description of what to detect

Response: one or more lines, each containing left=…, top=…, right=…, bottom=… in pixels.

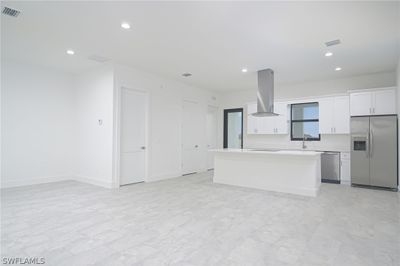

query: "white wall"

left=114, top=64, right=220, bottom=184
left=1, top=60, right=220, bottom=188
left=1, top=61, right=75, bottom=187
left=74, top=65, right=114, bottom=188
left=220, top=71, right=397, bottom=152
left=397, top=57, right=400, bottom=188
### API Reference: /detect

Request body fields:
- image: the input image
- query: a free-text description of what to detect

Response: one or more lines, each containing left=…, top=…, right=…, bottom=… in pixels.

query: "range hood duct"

left=252, top=69, right=279, bottom=117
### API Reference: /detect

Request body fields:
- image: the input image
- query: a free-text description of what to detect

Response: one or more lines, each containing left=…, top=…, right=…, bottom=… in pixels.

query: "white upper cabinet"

left=246, top=102, right=288, bottom=135
left=319, top=96, right=350, bottom=134
left=333, top=96, right=350, bottom=134
left=373, top=89, right=396, bottom=115
left=349, top=92, right=372, bottom=116
left=246, top=103, right=258, bottom=134
left=274, top=102, right=289, bottom=134
left=319, top=98, right=335, bottom=134
left=350, top=88, right=396, bottom=116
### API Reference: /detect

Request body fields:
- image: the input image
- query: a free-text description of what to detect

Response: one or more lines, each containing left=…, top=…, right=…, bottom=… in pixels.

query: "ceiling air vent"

left=2, top=6, right=21, bottom=17
left=325, top=39, right=341, bottom=47
left=87, top=55, right=110, bottom=63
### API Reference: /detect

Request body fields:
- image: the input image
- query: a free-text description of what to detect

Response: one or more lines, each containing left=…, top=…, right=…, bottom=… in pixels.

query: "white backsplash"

left=244, top=133, right=350, bottom=152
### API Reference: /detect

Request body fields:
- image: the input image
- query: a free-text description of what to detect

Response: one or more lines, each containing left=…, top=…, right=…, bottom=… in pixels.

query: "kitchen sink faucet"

left=302, top=135, right=308, bottom=149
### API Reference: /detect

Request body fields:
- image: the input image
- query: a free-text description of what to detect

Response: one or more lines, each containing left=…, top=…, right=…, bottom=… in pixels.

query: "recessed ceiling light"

left=241, top=68, right=248, bottom=73
left=335, top=67, right=342, bottom=71
left=66, top=50, right=75, bottom=55
left=182, top=73, right=192, bottom=77
left=121, top=22, right=131, bottom=29
left=325, top=52, right=333, bottom=57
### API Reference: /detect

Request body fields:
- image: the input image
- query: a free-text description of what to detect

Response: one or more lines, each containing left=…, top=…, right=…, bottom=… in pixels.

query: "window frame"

left=290, top=102, right=321, bottom=141
left=223, top=108, right=244, bottom=148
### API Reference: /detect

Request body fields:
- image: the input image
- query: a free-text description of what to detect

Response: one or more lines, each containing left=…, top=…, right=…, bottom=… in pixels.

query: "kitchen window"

left=290, top=102, right=320, bottom=141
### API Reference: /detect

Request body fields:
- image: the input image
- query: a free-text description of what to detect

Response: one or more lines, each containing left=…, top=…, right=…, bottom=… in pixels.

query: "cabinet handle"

left=373, top=107, right=375, bottom=114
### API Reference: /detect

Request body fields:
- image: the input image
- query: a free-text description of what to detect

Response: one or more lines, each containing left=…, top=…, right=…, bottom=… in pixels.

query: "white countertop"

left=210, top=148, right=323, bottom=156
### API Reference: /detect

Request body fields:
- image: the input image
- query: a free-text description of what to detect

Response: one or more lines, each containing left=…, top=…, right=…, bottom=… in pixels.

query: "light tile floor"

left=1, top=171, right=399, bottom=266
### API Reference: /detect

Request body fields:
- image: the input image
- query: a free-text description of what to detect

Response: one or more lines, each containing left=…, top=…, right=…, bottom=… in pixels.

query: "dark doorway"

left=223, top=108, right=243, bottom=149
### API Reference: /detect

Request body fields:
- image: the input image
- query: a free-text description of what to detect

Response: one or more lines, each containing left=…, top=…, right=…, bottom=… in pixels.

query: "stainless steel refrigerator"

left=351, top=115, right=398, bottom=189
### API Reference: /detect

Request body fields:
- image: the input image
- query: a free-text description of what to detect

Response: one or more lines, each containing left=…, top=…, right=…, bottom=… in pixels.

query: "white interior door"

left=182, top=100, right=202, bottom=174
left=120, top=88, right=147, bottom=185
left=206, top=106, right=218, bottom=170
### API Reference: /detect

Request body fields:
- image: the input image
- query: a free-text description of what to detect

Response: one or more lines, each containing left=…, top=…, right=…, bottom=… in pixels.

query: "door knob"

left=140, top=146, right=146, bottom=150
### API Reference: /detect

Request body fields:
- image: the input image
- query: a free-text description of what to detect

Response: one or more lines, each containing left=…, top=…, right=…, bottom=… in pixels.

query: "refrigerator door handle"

left=370, top=129, right=373, bottom=158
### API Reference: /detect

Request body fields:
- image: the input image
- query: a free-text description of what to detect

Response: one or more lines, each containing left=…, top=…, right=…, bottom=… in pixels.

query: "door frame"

left=207, top=105, right=219, bottom=170
left=113, top=86, right=149, bottom=188
left=223, top=108, right=243, bottom=149
left=181, top=99, right=201, bottom=175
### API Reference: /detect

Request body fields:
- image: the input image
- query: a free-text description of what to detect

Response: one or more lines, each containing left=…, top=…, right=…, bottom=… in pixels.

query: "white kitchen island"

left=212, top=149, right=322, bottom=197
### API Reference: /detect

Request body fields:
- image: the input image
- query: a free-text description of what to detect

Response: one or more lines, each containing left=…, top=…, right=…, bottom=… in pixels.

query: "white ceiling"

left=2, top=1, right=399, bottom=91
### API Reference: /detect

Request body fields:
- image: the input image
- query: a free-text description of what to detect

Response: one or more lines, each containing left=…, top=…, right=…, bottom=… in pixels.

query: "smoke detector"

left=325, top=39, right=341, bottom=47
left=2, top=6, right=20, bottom=17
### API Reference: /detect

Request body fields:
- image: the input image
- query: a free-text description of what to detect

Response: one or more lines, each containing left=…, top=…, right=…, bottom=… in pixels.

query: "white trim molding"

left=1, top=176, right=70, bottom=189
left=72, top=176, right=113, bottom=189
left=1, top=175, right=113, bottom=189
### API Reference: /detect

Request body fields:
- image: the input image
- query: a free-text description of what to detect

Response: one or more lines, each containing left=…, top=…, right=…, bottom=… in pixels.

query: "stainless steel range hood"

left=252, top=69, right=279, bottom=117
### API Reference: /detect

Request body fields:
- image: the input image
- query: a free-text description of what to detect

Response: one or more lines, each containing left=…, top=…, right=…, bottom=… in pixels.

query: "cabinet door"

left=340, top=153, right=351, bottom=184
left=319, top=98, right=334, bottom=134
left=247, top=103, right=258, bottom=134
left=333, top=96, right=350, bottom=134
left=274, top=102, right=288, bottom=134
left=257, top=116, right=275, bottom=134
left=247, top=115, right=258, bottom=134
left=350, top=92, right=372, bottom=116
left=373, top=89, right=396, bottom=115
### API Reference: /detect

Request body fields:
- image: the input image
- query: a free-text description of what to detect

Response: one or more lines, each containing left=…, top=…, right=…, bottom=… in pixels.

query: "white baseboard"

left=1, top=175, right=113, bottom=189
left=147, top=172, right=182, bottom=182
left=1, top=176, right=70, bottom=189
left=72, top=176, right=113, bottom=189
left=340, top=180, right=351, bottom=186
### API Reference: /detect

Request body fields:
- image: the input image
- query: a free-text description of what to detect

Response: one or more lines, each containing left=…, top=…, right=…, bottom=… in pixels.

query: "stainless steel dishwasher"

left=321, top=152, right=340, bottom=183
